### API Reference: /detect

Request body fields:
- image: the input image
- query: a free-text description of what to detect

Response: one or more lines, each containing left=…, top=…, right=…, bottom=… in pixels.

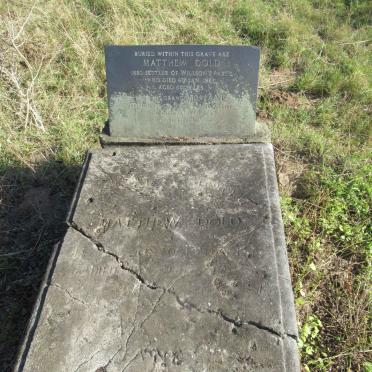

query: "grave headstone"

left=15, top=45, right=300, bottom=372
left=102, top=45, right=269, bottom=144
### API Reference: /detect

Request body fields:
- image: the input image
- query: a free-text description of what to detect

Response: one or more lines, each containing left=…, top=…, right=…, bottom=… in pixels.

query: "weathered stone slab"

left=105, top=45, right=260, bottom=139
left=15, top=144, right=299, bottom=371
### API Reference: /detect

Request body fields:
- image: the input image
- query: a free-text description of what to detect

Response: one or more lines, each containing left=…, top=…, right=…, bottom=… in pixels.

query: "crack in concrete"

left=69, top=222, right=285, bottom=340
left=70, top=221, right=158, bottom=290
left=102, top=345, right=124, bottom=370
left=170, top=291, right=283, bottom=338
left=121, top=349, right=142, bottom=372
left=50, top=283, right=87, bottom=306
left=217, top=311, right=283, bottom=338
left=73, top=349, right=102, bottom=372
left=286, top=333, right=298, bottom=341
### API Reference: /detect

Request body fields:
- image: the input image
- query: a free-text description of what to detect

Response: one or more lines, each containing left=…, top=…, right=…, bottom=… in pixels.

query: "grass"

left=0, top=0, right=371, bottom=370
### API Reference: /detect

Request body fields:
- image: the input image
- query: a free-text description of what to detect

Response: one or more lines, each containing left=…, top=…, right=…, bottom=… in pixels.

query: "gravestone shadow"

left=0, top=160, right=81, bottom=372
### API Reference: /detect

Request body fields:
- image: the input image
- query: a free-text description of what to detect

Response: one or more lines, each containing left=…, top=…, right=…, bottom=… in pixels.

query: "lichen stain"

left=109, top=90, right=256, bottom=138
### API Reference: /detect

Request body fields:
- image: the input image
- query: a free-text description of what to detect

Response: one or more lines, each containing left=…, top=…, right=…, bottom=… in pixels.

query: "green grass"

left=0, top=0, right=371, bottom=370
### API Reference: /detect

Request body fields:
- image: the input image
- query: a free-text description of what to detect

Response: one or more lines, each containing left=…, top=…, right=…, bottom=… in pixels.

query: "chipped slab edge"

left=13, top=143, right=300, bottom=371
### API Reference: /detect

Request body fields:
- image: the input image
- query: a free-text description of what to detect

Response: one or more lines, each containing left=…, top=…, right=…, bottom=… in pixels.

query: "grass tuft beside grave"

left=0, top=0, right=371, bottom=370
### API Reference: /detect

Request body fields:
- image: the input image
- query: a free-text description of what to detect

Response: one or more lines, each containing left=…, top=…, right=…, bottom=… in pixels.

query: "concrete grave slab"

left=15, top=144, right=299, bottom=371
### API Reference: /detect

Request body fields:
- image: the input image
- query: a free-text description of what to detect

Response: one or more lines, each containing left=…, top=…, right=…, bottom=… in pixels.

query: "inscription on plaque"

left=105, top=45, right=260, bottom=138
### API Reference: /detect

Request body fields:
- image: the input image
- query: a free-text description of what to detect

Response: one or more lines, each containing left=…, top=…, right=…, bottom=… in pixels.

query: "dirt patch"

left=256, top=108, right=270, bottom=121
left=268, top=69, right=296, bottom=89
left=269, top=89, right=302, bottom=109
left=275, top=154, right=306, bottom=196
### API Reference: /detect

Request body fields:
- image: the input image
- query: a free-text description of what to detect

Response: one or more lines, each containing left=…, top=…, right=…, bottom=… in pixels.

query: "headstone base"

left=99, top=121, right=271, bottom=146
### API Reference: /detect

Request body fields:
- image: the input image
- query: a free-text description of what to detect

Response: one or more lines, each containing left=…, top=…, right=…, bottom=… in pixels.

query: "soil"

left=275, top=153, right=306, bottom=196
left=269, top=89, right=301, bottom=109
